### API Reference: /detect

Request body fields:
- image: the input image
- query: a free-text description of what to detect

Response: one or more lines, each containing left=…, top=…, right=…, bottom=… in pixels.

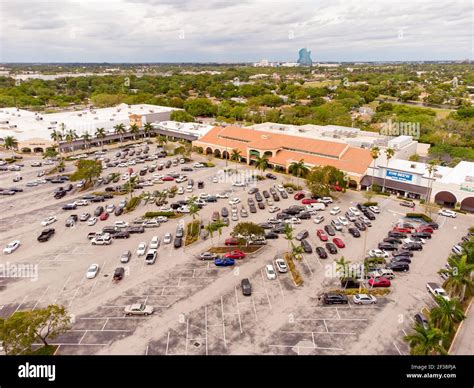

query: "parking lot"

left=1, top=144, right=473, bottom=355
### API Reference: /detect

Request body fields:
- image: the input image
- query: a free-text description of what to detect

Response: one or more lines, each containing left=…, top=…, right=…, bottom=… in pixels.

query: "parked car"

left=275, top=258, right=288, bottom=273
left=325, top=242, right=338, bottom=254
left=120, top=250, right=132, bottom=263
left=322, top=293, right=348, bottom=305
left=317, top=229, right=329, bottom=241
left=353, top=294, right=377, bottom=305
left=414, top=313, right=430, bottom=330
left=241, top=278, right=252, bottom=296
left=368, top=277, right=391, bottom=287
left=301, top=239, right=312, bottom=253
left=200, top=251, right=219, bottom=261
left=333, top=237, right=345, bottom=248
left=348, top=227, right=360, bottom=237
left=124, top=304, right=154, bottom=316
left=426, top=282, right=450, bottom=301
left=315, top=247, right=328, bottom=259
left=214, top=257, right=235, bottom=266
left=400, top=201, right=415, bottom=208
left=37, top=228, right=55, bottom=242
left=86, top=264, right=100, bottom=279
left=265, top=264, right=277, bottom=280
left=224, top=250, right=246, bottom=259
left=295, top=230, right=309, bottom=241
left=324, top=225, right=336, bottom=236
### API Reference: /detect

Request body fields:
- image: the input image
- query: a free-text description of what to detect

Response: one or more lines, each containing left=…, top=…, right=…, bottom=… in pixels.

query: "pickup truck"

left=37, top=228, right=55, bottom=242
left=145, top=249, right=157, bottom=264
left=426, top=282, right=450, bottom=301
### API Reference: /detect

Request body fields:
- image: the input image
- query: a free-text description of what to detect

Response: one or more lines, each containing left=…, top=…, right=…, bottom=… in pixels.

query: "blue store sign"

left=386, top=170, right=413, bottom=182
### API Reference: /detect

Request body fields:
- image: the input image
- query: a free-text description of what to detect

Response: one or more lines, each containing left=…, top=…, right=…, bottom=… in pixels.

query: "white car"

left=452, top=244, right=464, bottom=256
left=3, top=240, right=20, bottom=254
left=284, top=217, right=301, bottom=225
left=319, top=197, right=333, bottom=204
left=229, top=198, right=241, bottom=205
left=313, top=215, right=325, bottom=224
left=91, top=234, right=112, bottom=245
left=176, top=176, right=187, bottom=183
left=426, top=282, right=450, bottom=302
left=353, top=294, right=377, bottom=305
left=232, top=181, right=245, bottom=187
left=124, top=303, right=154, bottom=316
left=87, top=217, right=98, bottom=226
left=368, top=249, right=389, bottom=259
left=212, top=177, right=218, bottom=183
left=86, top=264, right=100, bottom=279
left=114, top=220, right=129, bottom=228
left=268, top=206, right=280, bottom=213
left=348, top=207, right=361, bottom=216
left=275, top=258, right=288, bottom=273
left=177, top=187, right=185, bottom=195
left=163, top=233, right=172, bottom=244
left=403, top=237, right=426, bottom=245
left=76, top=200, right=89, bottom=206
left=216, top=193, right=228, bottom=199
left=266, top=199, right=274, bottom=206
left=41, top=216, right=57, bottom=226
left=330, top=207, right=341, bottom=215
left=337, top=216, right=349, bottom=226
left=106, top=204, right=115, bottom=213
left=159, top=205, right=171, bottom=212
left=439, top=209, right=456, bottom=218
left=155, top=216, right=168, bottom=223
left=276, top=184, right=285, bottom=192
left=136, top=242, right=147, bottom=256
left=150, top=236, right=160, bottom=249
left=193, top=162, right=204, bottom=168
left=369, top=206, right=380, bottom=214
left=265, top=264, right=277, bottom=280
left=177, top=206, right=190, bottom=213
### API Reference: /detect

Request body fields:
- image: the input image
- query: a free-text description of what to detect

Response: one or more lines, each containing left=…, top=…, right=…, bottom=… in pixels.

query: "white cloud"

left=0, top=0, right=471, bottom=62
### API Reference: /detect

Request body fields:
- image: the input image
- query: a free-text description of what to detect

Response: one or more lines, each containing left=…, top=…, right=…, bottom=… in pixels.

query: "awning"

left=360, top=176, right=429, bottom=196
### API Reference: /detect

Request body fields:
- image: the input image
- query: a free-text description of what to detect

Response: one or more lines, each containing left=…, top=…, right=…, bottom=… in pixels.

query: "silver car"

left=124, top=303, right=154, bottom=316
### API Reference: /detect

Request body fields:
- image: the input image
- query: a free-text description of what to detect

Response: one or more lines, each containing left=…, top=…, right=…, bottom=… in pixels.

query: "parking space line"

left=296, top=317, right=367, bottom=321
left=259, top=269, right=272, bottom=309
left=335, top=307, right=341, bottom=320
left=234, top=287, right=243, bottom=334
left=78, top=331, right=88, bottom=345
left=276, top=278, right=285, bottom=298
left=269, top=344, right=343, bottom=351
left=145, top=345, right=149, bottom=355
left=14, top=295, right=29, bottom=314
left=185, top=319, right=189, bottom=355
left=101, top=318, right=109, bottom=331
left=32, top=287, right=49, bottom=310
left=251, top=295, right=258, bottom=322
left=165, top=331, right=170, bottom=355
left=323, top=320, right=329, bottom=332
left=205, top=306, right=208, bottom=356
left=301, top=256, right=313, bottom=276
left=220, top=296, right=227, bottom=348
left=393, top=341, right=403, bottom=355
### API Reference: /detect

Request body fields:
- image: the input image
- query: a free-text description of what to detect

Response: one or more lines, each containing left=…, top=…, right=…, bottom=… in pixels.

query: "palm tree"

left=230, top=149, right=242, bottom=162
left=3, top=136, right=18, bottom=156
left=129, top=124, right=140, bottom=141
left=283, top=224, right=294, bottom=249
left=430, top=297, right=465, bottom=334
left=65, top=130, right=77, bottom=152
left=404, top=324, right=447, bottom=355
left=156, top=135, right=168, bottom=148
left=335, top=256, right=352, bottom=279
left=369, top=146, right=380, bottom=189
left=114, top=123, right=126, bottom=143
left=95, top=127, right=106, bottom=148
left=288, top=159, right=309, bottom=186
left=50, top=129, right=63, bottom=149
left=291, top=243, right=304, bottom=261
left=439, top=255, right=474, bottom=301
left=81, top=131, right=91, bottom=149
left=425, top=159, right=438, bottom=212
left=143, top=122, right=154, bottom=139
left=382, top=147, right=395, bottom=193
left=254, top=155, right=269, bottom=174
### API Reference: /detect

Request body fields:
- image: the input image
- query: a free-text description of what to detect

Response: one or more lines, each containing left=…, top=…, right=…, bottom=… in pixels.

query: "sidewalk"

left=449, top=300, right=473, bottom=355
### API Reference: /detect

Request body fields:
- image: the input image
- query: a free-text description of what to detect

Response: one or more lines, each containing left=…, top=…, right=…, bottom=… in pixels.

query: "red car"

left=162, top=176, right=175, bottom=181
left=99, top=212, right=109, bottom=221
left=294, top=192, right=305, bottom=200
left=317, top=229, right=328, bottom=241
left=368, top=277, right=391, bottom=287
left=224, top=237, right=239, bottom=246
left=417, top=226, right=433, bottom=233
left=393, top=227, right=411, bottom=234
left=224, top=250, right=246, bottom=259
left=333, top=237, right=345, bottom=248
left=331, top=185, right=343, bottom=192
left=302, top=198, right=318, bottom=205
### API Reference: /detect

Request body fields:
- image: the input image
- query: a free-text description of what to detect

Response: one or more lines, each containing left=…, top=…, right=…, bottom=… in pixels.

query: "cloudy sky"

left=0, top=0, right=472, bottom=63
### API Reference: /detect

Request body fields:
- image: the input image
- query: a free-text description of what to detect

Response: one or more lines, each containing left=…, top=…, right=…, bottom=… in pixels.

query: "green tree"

left=306, top=165, right=346, bottom=198
left=370, top=146, right=380, bottom=188
left=430, top=297, right=465, bottom=335
left=81, top=131, right=91, bottom=149
left=156, top=135, right=168, bottom=148
left=50, top=130, right=63, bottom=155
left=291, top=243, right=304, bottom=261
left=253, top=155, right=269, bottom=174
left=143, top=122, right=154, bottom=139
left=42, top=147, right=58, bottom=160
left=288, top=159, right=309, bottom=185
left=95, top=127, right=106, bottom=147
left=231, top=222, right=265, bottom=244
left=3, top=136, right=18, bottom=156
left=335, top=256, right=352, bottom=279
left=129, top=123, right=140, bottom=140
left=230, top=148, right=242, bottom=162
left=404, top=324, right=447, bottom=355
left=69, top=159, right=102, bottom=185
left=183, top=98, right=217, bottom=117
left=171, top=110, right=195, bottom=122
left=439, top=255, right=474, bottom=301
left=65, top=130, right=77, bottom=152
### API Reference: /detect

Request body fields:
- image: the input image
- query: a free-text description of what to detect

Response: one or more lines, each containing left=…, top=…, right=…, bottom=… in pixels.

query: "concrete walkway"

left=449, top=300, right=473, bottom=355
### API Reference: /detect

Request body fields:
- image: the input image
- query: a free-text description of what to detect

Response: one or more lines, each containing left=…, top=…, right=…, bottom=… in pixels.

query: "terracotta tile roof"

left=193, top=126, right=372, bottom=176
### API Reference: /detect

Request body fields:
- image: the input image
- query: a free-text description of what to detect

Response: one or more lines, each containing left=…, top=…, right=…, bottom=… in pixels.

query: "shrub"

left=283, top=182, right=303, bottom=191
left=125, top=196, right=141, bottom=213
left=284, top=252, right=304, bottom=287
left=144, top=211, right=178, bottom=218
left=202, top=162, right=215, bottom=167
left=363, top=201, right=378, bottom=207
left=406, top=213, right=433, bottom=222
left=185, top=220, right=201, bottom=246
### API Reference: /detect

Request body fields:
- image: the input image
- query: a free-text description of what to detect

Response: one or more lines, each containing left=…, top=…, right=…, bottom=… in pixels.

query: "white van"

left=150, top=236, right=160, bottom=249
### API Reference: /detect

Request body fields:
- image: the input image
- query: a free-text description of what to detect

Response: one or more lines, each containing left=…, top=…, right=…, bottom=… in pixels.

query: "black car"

left=103, top=194, right=114, bottom=199
left=266, top=173, right=277, bottom=180
left=325, top=242, right=338, bottom=254
left=255, top=192, right=263, bottom=202
left=248, top=187, right=259, bottom=194
left=37, top=228, right=55, bottom=242
left=181, top=167, right=193, bottom=172
left=249, top=205, right=257, bottom=213
left=383, top=237, right=402, bottom=244
left=174, top=236, right=183, bottom=248
left=65, top=184, right=73, bottom=192
left=354, top=221, right=366, bottom=231
left=301, top=239, right=312, bottom=253
left=197, top=181, right=204, bottom=189
left=62, top=203, right=77, bottom=210
left=221, top=207, right=229, bottom=218
left=91, top=196, right=105, bottom=202
left=322, top=293, right=348, bottom=305
left=388, top=231, right=407, bottom=238
left=102, top=226, right=119, bottom=235
left=113, top=267, right=125, bottom=281
left=114, top=207, right=124, bottom=216
left=387, top=261, right=410, bottom=272
left=424, top=222, right=439, bottom=230
left=265, top=232, right=279, bottom=239
left=241, top=278, right=252, bottom=296
left=324, top=225, right=336, bottom=236
left=94, top=206, right=105, bottom=216
left=276, top=212, right=290, bottom=220
left=363, top=210, right=376, bottom=220
left=411, top=232, right=432, bottom=239
left=54, top=191, right=66, bottom=199
left=391, top=256, right=411, bottom=264
left=280, top=190, right=288, bottom=199
left=127, top=226, right=145, bottom=234
left=414, top=313, right=430, bottom=329
left=378, top=242, right=398, bottom=251
left=113, top=231, right=130, bottom=239
left=393, top=250, right=414, bottom=258
left=348, top=227, right=361, bottom=237
left=262, top=190, right=270, bottom=198
left=285, top=206, right=304, bottom=215
left=297, top=211, right=311, bottom=220
left=402, top=242, right=423, bottom=251
left=340, top=278, right=360, bottom=289
left=257, top=202, right=265, bottom=210
left=296, top=230, right=309, bottom=241
left=272, top=194, right=280, bottom=202
left=316, top=247, right=328, bottom=259
left=206, top=195, right=217, bottom=203
left=272, top=225, right=286, bottom=234
left=356, top=203, right=367, bottom=211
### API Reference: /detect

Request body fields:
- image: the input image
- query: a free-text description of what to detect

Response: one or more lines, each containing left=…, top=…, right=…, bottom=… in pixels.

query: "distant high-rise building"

left=297, top=48, right=313, bottom=66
